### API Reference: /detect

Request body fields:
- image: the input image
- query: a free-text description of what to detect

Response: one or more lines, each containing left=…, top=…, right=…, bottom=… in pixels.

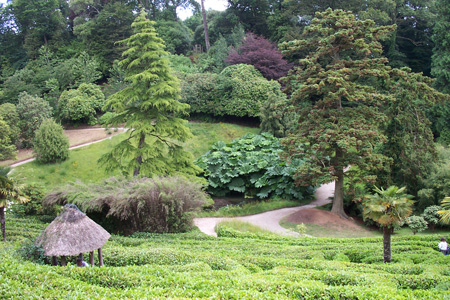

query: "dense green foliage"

left=1, top=215, right=450, bottom=298
left=378, top=69, right=448, bottom=196
left=406, top=216, right=428, bottom=235
left=196, top=133, right=314, bottom=200
left=0, top=103, right=20, bottom=147
left=179, top=64, right=283, bottom=118
left=422, top=205, right=442, bottom=230
left=44, top=176, right=210, bottom=234
left=57, top=83, right=105, bottom=124
left=33, top=119, right=69, bottom=164
left=280, top=9, right=394, bottom=218
left=0, top=117, right=16, bottom=160
left=16, top=92, right=52, bottom=148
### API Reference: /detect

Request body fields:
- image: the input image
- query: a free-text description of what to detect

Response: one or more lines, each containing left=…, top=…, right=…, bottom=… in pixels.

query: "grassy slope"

left=10, top=122, right=259, bottom=191
left=2, top=216, right=450, bottom=299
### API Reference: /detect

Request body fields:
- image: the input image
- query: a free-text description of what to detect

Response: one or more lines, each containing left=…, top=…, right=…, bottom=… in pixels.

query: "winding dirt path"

left=193, top=181, right=335, bottom=237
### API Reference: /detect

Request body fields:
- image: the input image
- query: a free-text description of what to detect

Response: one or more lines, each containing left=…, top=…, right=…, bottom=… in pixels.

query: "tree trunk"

left=1, top=206, right=5, bottom=241
left=383, top=226, right=391, bottom=263
left=133, top=133, right=146, bottom=177
left=201, top=0, right=210, bottom=51
left=331, top=167, right=348, bottom=218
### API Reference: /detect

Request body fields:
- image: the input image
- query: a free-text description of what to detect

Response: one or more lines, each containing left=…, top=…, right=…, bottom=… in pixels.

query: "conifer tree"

left=280, top=9, right=395, bottom=218
left=99, top=10, right=199, bottom=177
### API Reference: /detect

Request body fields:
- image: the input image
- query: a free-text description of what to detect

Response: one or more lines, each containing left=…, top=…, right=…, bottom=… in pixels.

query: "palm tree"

left=0, top=167, right=27, bottom=241
left=438, top=197, right=450, bottom=224
left=363, top=186, right=413, bottom=263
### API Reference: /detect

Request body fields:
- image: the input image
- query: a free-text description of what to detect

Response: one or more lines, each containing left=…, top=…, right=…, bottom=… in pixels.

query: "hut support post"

left=98, top=248, right=104, bottom=266
left=89, top=251, right=94, bottom=266
left=61, top=256, right=67, bottom=266
left=51, top=256, right=57, bottom=266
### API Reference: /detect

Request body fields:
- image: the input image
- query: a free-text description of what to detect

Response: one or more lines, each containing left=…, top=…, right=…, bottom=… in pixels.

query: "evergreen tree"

left=99, top=10, right=199, bottom=178
left=280, top=9, right=395, bottom=218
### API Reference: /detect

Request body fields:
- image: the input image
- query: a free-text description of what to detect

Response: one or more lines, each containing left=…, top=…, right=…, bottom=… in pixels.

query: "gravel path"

left=193, top=181, right=335, bottom=237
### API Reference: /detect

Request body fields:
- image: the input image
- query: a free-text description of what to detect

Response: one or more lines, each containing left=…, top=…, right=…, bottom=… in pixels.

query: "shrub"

left=0, top=117, right=17, bottom=160
left=219, top=64, right=283, bottom=117
left=422, top=205, right=442, bottom=230
left=0, top=103, right=20, bottom=147
left=44, top=176, right=211, bottom=234
left=179, top=64, right=284, bottom=119
left=17, top=239, right=46, bottom=264
left=406, top=216, right=428, bottom=234
left=195, top=133, right=315, bottom=200
left=57, top=83, right=105, bottom=124
left=16, top=92, right=53, bottom=148
left=33, top=119, right=69, bottom=163
left=10, top=184, right=55, bottom=217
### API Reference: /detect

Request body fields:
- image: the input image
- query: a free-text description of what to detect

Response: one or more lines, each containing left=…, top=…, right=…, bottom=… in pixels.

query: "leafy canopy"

left=363, top=186, right=414, bottom=228
left=280, top=9, right=395, bottom=217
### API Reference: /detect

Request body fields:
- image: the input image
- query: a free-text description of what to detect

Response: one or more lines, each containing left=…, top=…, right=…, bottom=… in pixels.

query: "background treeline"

left=2, top=0, right=450, bottom=229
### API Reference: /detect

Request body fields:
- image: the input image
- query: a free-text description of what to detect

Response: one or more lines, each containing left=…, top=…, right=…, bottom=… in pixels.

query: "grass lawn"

left=9, top=122, right=259, bottom=191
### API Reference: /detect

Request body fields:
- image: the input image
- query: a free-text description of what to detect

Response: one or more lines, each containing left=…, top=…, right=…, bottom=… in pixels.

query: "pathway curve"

left=193, top=181, right=335, bottom=237
left=9, top=128, right=126, bottom=168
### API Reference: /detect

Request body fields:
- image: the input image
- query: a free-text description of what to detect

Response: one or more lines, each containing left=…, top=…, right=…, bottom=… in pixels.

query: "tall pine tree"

left=280, top=9, right=394, bottom=218
left=99, top=10, right=199, bottom=177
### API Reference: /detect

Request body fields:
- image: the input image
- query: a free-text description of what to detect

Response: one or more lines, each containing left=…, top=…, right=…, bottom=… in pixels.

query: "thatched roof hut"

left=35, top=204, right=110, bottom=264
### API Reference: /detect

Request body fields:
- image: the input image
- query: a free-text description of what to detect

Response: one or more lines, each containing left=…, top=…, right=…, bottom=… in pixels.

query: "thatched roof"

left=35, top=204, right=111, bottom=256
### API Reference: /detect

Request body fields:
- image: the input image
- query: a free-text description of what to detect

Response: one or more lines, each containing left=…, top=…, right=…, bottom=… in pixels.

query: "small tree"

left=33, top=119, right=69, bottom=163
left=406, top=216, right=428, bottom=235
left=422, top=205, right=442, bottom=231
left=363, top=186, right=413, bottom=263
left=226, top=32, right=292, bottom=80
left=0, top=167, right=27, bottom=241
left=16, top=92, right=52, bottom=148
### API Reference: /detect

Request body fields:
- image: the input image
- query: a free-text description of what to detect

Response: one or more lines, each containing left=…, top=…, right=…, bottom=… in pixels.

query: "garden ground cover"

left=8, top=122, right=259, bottom=191
left=2, top=216, right=450, bottom=299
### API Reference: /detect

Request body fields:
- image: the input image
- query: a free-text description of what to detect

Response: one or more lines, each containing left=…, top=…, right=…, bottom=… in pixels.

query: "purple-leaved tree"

left=226, top=32, right=292, bottom=80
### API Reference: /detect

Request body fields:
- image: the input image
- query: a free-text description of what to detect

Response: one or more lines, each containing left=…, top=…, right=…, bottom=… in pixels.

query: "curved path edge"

left=194, top=181, right=334, bottom=237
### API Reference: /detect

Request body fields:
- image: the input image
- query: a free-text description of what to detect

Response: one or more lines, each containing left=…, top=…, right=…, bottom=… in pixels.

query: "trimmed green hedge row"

left=2, top=216, right=450, bottom=299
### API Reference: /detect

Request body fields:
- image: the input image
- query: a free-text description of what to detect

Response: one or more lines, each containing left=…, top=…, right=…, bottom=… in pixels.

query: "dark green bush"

left=196, top=133, right=315, bottom=200
left=17, top=239, right=46, bottom=264
left=179, top=64, right=284, bottom=119
left=57, top=83, right=105, bottom=124
left=44, top=176, right=211, bottom=234
left=10, top=184, right=55, bottom=217
left=33, top=119, right=69, bottom=163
